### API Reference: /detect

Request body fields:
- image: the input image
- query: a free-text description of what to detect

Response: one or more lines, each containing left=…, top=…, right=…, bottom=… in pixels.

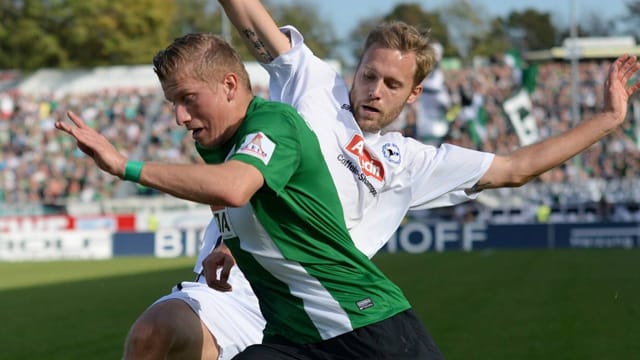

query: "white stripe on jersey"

left=227, top=204, right=353, bottom=339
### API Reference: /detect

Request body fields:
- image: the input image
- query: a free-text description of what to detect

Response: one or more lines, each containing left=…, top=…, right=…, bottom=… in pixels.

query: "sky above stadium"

left=266, top=0, right=629, bottom=66
left=271, top=0, right=628, bottom=35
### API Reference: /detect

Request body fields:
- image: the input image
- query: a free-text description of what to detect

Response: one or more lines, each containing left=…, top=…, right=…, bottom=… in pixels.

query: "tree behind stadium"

left=0, top=0, right=180, bottom=70
left=0, top=0, right=338, bottom=71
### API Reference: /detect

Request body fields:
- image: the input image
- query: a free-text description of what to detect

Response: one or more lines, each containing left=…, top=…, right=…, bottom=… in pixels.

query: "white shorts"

left=153, top=266, right=265, bottom=360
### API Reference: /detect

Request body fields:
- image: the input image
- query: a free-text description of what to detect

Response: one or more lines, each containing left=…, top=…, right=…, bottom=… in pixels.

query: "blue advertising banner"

left=107, top=222, right=640, bottom=259
left=381, top=221, right=640, bottom=253
left=113, top=227, right=205, bottom=257
left=553, top=223, right=640, bottom=249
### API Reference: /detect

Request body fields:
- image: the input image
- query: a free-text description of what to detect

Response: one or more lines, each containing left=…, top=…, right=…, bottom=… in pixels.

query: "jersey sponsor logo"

left=356, top=297, right=374, bottom=310
left=212, top=208, right=237, bottom=239
left=237, top=132, right=275, bottom=165
left=345, top=134, right=384, bottom=181
left=337, top=154, right=378, bottom=196
left=382, top=143, right=401, bottom=164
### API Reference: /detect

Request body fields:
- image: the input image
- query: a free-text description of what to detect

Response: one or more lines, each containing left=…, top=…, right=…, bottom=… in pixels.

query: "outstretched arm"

left=218, top=0, right=291, bottom=63
left=55, top=111, right=264, bottom=207
left=470, top=54, right=640, bottom=192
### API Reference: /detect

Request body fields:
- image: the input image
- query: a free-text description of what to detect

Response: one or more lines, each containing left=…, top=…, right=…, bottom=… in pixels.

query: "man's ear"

left=222, top=72, right=239, bottom=101
left=406, top=84, right=423, bottom=104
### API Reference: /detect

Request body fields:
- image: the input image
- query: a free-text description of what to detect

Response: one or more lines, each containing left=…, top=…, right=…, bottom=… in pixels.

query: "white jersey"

left=263, top=26, right=494, bottom=257
left=162, top=25, right=495, bottom=359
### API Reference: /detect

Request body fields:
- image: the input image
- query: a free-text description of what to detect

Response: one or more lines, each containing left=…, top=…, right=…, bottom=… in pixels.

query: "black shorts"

left=232, top=309, right=444, bottom=360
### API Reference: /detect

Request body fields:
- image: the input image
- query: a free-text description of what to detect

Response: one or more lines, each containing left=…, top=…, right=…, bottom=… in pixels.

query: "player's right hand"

left=202, top=243, right=235, bottom=292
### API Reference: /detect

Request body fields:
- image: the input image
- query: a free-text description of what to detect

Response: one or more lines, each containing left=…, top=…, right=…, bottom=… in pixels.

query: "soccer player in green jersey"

left=56, top=32, right=442, bottom=359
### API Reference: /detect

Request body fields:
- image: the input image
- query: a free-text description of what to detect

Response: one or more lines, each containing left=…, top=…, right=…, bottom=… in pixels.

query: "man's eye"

left=180, top=94, right=196, bottom=105
left=363, top=72, right=375, bottom=80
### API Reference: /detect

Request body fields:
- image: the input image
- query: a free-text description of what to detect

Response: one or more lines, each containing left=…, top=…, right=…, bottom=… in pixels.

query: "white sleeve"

left=408, top=142, right=494, bottom=210
left=261, top=26, right=346, bottom=108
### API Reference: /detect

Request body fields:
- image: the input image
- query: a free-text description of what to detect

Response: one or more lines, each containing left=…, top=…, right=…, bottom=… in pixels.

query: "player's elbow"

left=214, top=160, right=263, bottom=207
left=503, top=174, right=533, bottom=188
left=219, top=189, right=253, bottom=208
left=485, top=156, right=535, bottom=188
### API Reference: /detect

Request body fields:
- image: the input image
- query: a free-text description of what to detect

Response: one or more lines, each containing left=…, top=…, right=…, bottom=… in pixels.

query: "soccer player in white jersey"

left=122, top=0, right=640, bottom=359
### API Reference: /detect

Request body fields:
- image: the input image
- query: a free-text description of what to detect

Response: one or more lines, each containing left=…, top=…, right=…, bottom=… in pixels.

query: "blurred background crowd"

left=1, top=0, right=640, bottom=224
left=1, top=56, right=639, bottom=223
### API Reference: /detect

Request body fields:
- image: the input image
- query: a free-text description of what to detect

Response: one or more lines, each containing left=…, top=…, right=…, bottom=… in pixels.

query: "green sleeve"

left=230, top=109, right=301, bottom=194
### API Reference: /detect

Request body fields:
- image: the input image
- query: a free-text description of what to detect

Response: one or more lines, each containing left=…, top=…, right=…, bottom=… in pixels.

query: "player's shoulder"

left=247, top=96, right=302, bottom=123
left=376, top=131, right=434, bottom=151
left=251, top=96, right=298, bottom=115
left=369, top=131, right=437, bottom=166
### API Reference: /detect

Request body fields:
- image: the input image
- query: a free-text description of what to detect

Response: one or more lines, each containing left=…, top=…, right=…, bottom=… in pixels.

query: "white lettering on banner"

left=154, top=228, right=204, bottom=258
left=155, top=229, right=183, bottom=258
left=385, top=221, right=487, bottom=253
left=0, top=216, right=70, bottom=233
left=0, top=230, right=112, bottom=261
left=184, top=230, right=199, bottom=257
left=569, top=227, right=638, bottom=248
left=435, top=222, right=458, bottom=252
left=463, top=223, right=487, bottom=251
left=398, top=222, right=432, bottom=253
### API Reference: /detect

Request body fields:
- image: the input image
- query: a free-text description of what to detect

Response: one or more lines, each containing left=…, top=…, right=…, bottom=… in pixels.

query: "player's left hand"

left=603, top=54, right=640, bottom=124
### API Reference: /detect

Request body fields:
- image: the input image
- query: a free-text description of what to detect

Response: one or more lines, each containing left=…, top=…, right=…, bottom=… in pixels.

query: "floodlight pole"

left=569, top=0, right=583, bottom=180
left=569, top=0, right=580, bottom=126
left=222, top=10, right=232, bottom=44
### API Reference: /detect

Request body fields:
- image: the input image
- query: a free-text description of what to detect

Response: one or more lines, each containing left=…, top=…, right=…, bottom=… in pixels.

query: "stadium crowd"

left=0, top=88, right=160, bottom=206
left=1, top=59, right=639, bottom=220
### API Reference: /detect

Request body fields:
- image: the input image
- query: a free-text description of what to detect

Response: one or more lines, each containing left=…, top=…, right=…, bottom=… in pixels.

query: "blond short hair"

left=153, top=33, right=252, bottom=91
left=363, top=21, right=436, bottom=86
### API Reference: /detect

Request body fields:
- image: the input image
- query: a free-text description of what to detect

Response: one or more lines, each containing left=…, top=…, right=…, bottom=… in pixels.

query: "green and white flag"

left=504, top=49, right=540, bottom=146
left=503, top=88, right=539, bottom=146
left=467, top=102, right=488, bottom=147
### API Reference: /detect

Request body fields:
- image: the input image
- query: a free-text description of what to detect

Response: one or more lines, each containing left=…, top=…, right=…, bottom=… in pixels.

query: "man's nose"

left=174, top=103, right=191, bottom=126
left=369, top=81, right=383, bottom=99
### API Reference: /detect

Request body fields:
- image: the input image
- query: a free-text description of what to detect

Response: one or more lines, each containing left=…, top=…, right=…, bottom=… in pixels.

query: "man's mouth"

left=361, top=105, right=379, bottom=113
left=191, top=128, right=203, bottom=139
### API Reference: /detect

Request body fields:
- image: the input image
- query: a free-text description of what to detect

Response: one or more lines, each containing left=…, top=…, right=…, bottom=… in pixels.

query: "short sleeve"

left=229, top=109, right=301, bottom=195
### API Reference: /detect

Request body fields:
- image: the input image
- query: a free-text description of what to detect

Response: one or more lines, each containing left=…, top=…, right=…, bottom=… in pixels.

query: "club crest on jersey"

left=345, top=134, right=384, bottom=181
left=382, top=143, right=401, bottom=164
left=237, top=132, right=275, bottom=165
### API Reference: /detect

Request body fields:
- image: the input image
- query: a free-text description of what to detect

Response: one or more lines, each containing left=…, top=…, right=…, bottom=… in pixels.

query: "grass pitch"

left=1, top=249, right=639, bottom=359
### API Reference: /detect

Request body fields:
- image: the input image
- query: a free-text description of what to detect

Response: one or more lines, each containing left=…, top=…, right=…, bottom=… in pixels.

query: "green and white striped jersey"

left=197, top=97, right=410, bottom=344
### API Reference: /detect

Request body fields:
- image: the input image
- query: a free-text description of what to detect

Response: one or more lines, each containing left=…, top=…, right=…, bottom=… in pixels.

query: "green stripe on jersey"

left=199, top=97, right=410, bottom=343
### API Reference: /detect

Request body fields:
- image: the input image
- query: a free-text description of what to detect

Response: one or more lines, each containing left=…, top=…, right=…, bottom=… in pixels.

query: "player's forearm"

left=131, top=160, right=262, bottom=207
left=218, top=0, right=291, bottom=63
left=490, top=111, right=620, bottom=188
